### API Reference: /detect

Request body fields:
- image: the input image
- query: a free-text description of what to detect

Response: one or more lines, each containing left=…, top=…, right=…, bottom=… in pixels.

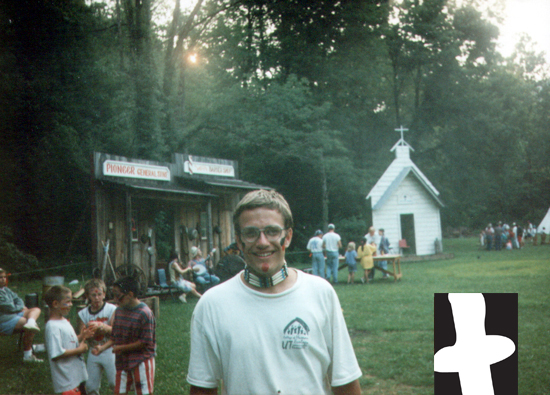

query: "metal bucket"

left=42, top=276, right=64, bottom=304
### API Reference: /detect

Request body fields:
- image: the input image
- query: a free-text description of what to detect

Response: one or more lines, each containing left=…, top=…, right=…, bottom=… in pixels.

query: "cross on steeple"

left=390, top=125, right=414, bottom=154
left=395, top=125, right=409, bottom=141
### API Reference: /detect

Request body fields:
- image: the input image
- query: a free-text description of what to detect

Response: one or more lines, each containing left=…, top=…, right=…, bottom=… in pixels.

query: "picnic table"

left=338, top=254, right=403, bottom=282
left=372, top=254, right=402, bottom=281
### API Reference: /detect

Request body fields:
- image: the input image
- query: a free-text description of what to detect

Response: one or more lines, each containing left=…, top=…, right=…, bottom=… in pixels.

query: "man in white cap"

left=322, top=224, right=342, bottom=284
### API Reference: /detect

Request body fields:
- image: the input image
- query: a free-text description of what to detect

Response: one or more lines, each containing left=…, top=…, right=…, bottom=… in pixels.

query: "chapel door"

left=400, top=214, right=416, bottom=255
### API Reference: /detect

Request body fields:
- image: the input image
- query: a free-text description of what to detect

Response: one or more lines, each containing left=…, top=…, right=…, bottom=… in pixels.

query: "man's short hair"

left=233, top=190, right=293, bottom=235
left=328, top=224, right=335, bottom=230
left=113, top=276, right=140, bottom=297
left=84, top=278, right=106, bottom=296
left=44, top=285, right=72, bottom=307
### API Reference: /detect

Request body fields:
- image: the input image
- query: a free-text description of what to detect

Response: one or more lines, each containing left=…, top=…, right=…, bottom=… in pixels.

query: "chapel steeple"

left=390, top=125, right=414, bottom=159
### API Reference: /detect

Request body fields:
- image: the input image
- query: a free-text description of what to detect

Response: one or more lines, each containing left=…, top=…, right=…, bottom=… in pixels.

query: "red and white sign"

left=103, top=160, right=170, bottom=181
left=184, top=158, right=235, bottom=177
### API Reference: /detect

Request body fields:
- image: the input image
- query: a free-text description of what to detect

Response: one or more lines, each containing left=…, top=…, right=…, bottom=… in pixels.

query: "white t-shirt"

left=187, top=270, right=362, bottom=394
left=45, top=318, right=88, bottom=393
left=78, top=302, right=117, bottom=348
left=322, top=232, right=341, bottom=252
left=307, top=236, right=323, bottom=253
left=365, top=233, right=380, bottom=246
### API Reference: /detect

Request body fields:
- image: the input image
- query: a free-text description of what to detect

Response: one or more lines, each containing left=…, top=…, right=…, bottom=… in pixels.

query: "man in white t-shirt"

left=187, top=189, right=362, bottom=395
left=511, top=222, right=520, bottom=249
left=306, top=229, right=325, bottom=278
left=322, top=224, right=342, bottom=284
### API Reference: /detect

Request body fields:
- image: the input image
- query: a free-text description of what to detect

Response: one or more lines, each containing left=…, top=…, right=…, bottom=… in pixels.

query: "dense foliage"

left=1, top=0, right=549, bottom=261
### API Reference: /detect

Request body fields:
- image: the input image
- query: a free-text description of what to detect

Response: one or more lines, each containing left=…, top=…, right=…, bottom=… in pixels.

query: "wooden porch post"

left=207, top=199, right=213, bottom=253
left=126, top=190, right=133, bottom=265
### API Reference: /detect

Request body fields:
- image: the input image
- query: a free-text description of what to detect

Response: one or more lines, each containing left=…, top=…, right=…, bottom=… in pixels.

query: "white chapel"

left=366, top=127, right=444, bottom=256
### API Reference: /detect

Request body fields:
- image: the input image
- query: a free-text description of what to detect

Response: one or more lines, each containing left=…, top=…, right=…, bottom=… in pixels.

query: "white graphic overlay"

left=434, top=293, right=516, bottom=395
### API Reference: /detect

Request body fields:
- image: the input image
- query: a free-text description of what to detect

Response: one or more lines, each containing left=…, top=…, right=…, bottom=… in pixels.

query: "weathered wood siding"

left=94, top=187, right=128, bottom=279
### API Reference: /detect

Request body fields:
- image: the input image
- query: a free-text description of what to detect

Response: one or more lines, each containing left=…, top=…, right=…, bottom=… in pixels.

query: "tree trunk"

left=320, top=155, right=329, bottom=232
left=162, top=0, right=181, bottom=136
left=124, top=0, right=159, bottom=158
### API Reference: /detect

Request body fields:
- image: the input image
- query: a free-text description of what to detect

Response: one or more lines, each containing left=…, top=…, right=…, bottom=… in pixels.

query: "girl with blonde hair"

left=357, top=238, right=377, bottom=284
left=345, top=242, right=357, bottom=284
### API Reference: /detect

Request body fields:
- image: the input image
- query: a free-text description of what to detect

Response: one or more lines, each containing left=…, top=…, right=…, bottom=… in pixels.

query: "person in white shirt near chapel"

left=306, top=229, right=325, bottom=278
left=187, top=189, right=362, bottom=395
left=322, top=223, right=342, bottom=284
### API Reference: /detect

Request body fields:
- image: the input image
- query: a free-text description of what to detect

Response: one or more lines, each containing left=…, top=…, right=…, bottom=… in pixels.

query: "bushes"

left=0, top=225, right=40, bottom=273
left=335, top=216, right=368, bottom=246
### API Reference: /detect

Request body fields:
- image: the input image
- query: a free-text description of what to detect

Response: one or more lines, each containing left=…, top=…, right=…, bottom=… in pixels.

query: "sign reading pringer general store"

left=103, top=160, right=171, bottom=181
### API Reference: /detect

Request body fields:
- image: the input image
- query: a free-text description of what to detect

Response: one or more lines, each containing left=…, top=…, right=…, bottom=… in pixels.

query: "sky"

left=497, top=0, right=550, bottom=61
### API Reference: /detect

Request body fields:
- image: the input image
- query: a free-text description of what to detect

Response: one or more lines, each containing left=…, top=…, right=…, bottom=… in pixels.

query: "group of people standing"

left=482, top=221, right=528, bottom=251
left=530, top=223, right=548, bottom=246
left=0, top=270, right=156, bottom=395
left=307, top=225, right=392, bottom=284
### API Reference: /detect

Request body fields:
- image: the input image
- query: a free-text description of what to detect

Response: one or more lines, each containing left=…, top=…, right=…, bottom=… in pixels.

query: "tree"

left=2, top=0, right=550, bottom=260
left=123, top=0, right=165, bottom=158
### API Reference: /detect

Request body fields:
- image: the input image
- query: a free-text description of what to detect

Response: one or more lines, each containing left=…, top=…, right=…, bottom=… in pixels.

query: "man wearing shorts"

left=0, top=267, right=43, bottom=362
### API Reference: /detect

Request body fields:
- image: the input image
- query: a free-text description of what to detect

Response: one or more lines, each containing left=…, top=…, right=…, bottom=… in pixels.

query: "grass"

left=1, top=238, right=549, bottom=394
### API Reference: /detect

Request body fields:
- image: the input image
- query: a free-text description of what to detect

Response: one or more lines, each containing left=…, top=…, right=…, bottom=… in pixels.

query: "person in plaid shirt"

left=92, top=276, right=156, bottom=395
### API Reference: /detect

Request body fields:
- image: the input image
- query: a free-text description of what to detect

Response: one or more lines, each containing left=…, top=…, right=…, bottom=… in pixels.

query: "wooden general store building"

left=91, top=152, right=268, bottom=286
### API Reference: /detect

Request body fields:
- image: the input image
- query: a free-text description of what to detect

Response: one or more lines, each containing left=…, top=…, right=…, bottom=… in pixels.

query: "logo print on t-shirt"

left=282, top=317, right=310, bottom=350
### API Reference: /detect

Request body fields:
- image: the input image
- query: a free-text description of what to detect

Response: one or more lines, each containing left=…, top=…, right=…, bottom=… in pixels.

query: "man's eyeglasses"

left=240, top=225, right=287, bottom=244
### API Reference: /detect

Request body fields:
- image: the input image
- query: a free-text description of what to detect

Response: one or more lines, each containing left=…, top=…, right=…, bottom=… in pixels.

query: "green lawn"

left=1, top=238, right=549, bottom=394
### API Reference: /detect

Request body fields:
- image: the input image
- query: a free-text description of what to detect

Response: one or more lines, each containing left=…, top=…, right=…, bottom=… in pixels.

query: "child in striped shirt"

left=92, top=276, right=156, bottom=395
